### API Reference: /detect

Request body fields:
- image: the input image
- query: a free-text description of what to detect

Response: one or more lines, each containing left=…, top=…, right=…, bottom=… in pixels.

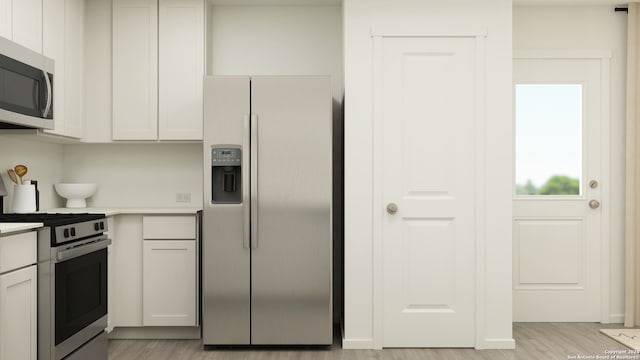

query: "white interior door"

left=379, top=36, right=478, bottom=347
left=513, top=56, right=605, bottom=322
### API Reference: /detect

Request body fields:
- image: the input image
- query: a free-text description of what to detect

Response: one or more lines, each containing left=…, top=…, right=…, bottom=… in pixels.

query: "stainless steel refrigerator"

left=202, top=76, right=332, bottom=346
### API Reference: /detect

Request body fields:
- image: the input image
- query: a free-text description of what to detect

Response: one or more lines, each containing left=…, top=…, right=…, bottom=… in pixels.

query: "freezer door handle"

left=251, top=114, right=259, bottom=249
left=242, top=115, right=251, bottom=249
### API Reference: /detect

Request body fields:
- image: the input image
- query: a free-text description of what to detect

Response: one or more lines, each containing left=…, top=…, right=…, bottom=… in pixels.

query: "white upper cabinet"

left=112, top=0, right=159, bottom=140
left=158, top=0, right=204, bottom=140
left=42, top=0, right=84, bottom=139
left=112, top=0, right=203, bottom=141
left=0, top=1, right=13, bottom=43
left=2, top=0, right=43, bottom=53
left=63, top=0, right=85, bottom=138
left=42, top=0, right=66, bottom=136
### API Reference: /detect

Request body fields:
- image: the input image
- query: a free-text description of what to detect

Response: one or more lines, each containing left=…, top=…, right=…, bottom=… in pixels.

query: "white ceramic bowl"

left=54, top=183, right=97, bottom=208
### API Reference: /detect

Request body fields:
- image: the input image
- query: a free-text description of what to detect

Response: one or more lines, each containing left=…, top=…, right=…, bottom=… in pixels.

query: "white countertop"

left=0, top=222, right=43, bottom=235
left=45, top=207, right=201, bottom=217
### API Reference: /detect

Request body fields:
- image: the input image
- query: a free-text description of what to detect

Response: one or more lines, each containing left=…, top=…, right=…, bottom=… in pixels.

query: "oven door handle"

left=56, top=238, right=112, bottom=262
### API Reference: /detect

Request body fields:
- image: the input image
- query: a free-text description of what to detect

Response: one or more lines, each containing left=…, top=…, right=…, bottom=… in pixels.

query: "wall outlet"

left=176, top=192, right=191, bottom=203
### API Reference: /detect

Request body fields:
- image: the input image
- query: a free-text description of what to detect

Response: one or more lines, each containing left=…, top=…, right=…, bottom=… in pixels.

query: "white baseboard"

left=476, top=338, right=516, bottom=350
left=108, top=326, right=200, bottom=340
left=342, top=337, right=375, bottom=349
left=608, top=314, right=624, bottom=324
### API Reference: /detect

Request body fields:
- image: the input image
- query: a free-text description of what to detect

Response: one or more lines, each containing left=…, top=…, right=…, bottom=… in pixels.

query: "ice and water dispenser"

left=211, top=146, right=242, bottom=203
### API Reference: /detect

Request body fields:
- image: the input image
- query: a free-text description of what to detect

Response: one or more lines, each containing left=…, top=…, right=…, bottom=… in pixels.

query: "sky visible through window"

left=515, top=84, right=582, bottom=195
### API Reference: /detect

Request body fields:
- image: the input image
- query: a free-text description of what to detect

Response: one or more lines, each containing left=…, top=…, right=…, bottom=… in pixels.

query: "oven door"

left=54, top=238, right=109, bottom=352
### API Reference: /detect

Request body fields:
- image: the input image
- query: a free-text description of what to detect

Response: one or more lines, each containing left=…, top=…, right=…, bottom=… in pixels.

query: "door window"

left=515, top=84, right=583, bottom=196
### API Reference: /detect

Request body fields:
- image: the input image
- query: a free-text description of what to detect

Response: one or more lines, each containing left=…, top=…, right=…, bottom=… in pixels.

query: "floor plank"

left=108, top=323, right=634, bottom=360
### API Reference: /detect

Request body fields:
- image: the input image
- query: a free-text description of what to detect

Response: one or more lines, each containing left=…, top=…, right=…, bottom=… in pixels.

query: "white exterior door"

left=379, top=36, right=478, bottom=347
left=513, top=55, right=607, bottom=321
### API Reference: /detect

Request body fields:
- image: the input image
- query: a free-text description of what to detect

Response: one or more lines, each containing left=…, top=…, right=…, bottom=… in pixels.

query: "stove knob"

left=99, top=222, right=105, bottom=230
left=63, top=229, right=70, bottom=238
left=94, top=223, right=100, bottom=231
left=70, top=228, right=76, bottom=237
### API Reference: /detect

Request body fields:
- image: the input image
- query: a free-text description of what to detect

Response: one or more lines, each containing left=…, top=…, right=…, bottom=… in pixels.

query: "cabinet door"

left=112, top=215, right=143, bottom=327
left=158, top=0, right=204, bottom=140
left=63, top=0, right=84, bottom=138
left=143, top=240, right=196, bottom=326
left=11, top=0, right=42, bottom=53
left=112, top=0, right=158, bottom=140
left=42, top=0, right=66, bottom=136
left=0, top=266, right=37, bottom=360
left=0, top=0, right=12, bottom=49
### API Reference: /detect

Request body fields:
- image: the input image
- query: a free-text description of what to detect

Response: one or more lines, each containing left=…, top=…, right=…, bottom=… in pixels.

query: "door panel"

left=381, top=37, right=476, bottom=347
left=250, top=76, right=332, bottom=345
left=513, top=58, right=602, bottom=321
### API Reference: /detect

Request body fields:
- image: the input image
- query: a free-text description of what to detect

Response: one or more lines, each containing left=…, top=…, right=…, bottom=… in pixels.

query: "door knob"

left=387, top=203, right=398, bottom=214
left=589, top=200, right=600, bottom=209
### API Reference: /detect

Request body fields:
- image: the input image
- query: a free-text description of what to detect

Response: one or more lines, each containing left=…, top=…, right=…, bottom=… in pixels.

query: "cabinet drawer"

left=0, top=232, right=37, bottom=274
left=143, top=216, right=196, bottom=239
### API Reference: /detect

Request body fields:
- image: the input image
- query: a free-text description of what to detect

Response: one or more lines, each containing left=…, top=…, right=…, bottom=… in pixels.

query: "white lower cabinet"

left=0, top=231, right=37, bottom=360
left=143, top=240, right=196, bottom=326
left=111, top=215, right=143, bottom=327
left=110, top=214, right=197, bottom=331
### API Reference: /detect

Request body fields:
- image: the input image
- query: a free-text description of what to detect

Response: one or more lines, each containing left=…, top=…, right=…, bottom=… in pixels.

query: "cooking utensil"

left=14, top=165, right=27, bottom=185
left=7, top=169, right=19, bottom=185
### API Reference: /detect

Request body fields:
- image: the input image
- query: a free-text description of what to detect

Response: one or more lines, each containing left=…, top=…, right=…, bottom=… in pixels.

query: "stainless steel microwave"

left=0, top=36, right=54, bottom=129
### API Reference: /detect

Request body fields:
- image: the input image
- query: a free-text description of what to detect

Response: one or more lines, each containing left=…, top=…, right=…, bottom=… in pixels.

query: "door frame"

left=513, top=50, right=612, bottom=323
left=371, top=28, right=488, bottom=349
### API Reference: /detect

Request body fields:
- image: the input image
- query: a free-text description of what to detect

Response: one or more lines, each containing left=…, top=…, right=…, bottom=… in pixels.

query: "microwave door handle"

left=42, top=70, right=52, bottom=118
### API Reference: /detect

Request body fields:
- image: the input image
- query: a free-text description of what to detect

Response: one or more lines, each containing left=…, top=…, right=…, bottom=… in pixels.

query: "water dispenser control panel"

left=212, top=148, right=241, bottom=166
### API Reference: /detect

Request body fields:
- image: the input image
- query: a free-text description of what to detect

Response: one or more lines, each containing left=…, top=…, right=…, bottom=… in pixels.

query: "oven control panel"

left=55, top=220, right=108, bottom=245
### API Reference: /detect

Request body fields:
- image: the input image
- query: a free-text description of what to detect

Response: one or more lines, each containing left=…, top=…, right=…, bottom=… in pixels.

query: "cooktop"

left=0, top=213, right=106, bottom=227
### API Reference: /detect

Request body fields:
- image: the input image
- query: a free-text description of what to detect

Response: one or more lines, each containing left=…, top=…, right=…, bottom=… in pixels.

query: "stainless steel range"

left=0, top=213, right=110, bottom=360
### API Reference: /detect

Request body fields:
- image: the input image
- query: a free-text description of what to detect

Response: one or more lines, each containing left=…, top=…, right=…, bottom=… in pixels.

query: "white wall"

left=61, top=143, right=203, bottom=208
left=0, top=135, right=65, bottom=212
left=514, top=5, right=627, bottom=323
left=206, top=3, right=344, bottom=144
left=343, top=0, right=513, bottom=349
left=207, top=5, right=342, bottom=100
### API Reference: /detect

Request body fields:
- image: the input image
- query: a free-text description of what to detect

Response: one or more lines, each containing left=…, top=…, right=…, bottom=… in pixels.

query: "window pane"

left=515, top=84, right=582, bottom=196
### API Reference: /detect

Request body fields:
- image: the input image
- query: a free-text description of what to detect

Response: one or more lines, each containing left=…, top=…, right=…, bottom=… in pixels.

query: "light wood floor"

left=108, top=323, right=633, bottom=360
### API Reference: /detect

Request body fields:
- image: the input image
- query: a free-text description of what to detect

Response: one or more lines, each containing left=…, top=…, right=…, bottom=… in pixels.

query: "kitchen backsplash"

left=0, top=135, right=65, bottom=212
left=62, top=143, right=203, bottom=208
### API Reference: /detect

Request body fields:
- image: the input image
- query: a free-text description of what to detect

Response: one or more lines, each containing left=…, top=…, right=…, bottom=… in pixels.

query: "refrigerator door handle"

left=242, top=115, right=251, bottom=249
left=250, top=114, right=259, bottom=249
